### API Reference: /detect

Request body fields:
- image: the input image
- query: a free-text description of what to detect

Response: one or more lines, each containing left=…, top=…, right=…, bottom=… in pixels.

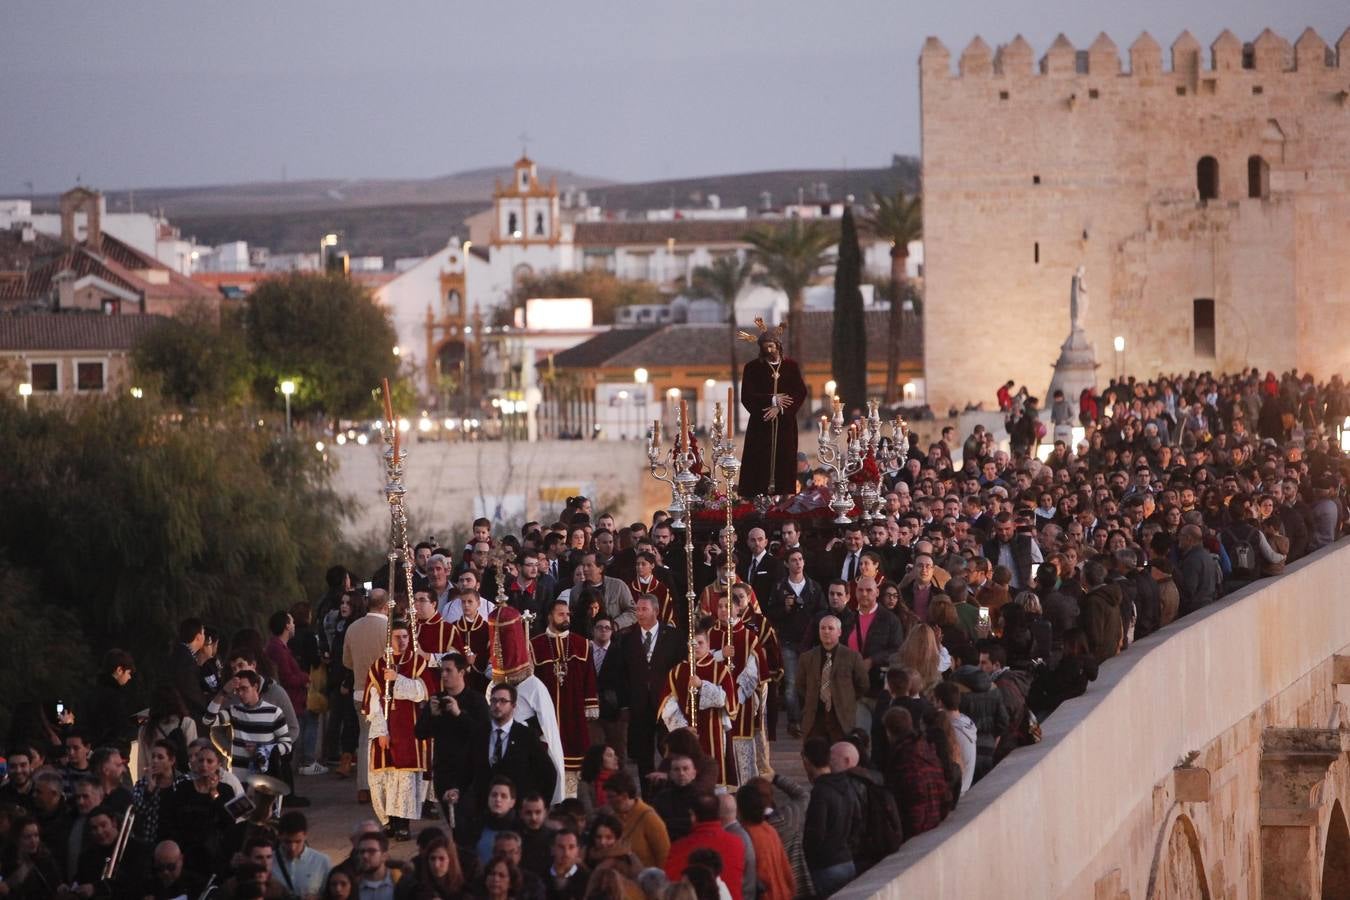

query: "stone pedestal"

left=1047, top=325, right=1098, bottom=406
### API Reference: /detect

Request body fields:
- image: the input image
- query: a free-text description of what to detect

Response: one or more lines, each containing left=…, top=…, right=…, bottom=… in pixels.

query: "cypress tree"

left=831, top=207, right=868, bottom=414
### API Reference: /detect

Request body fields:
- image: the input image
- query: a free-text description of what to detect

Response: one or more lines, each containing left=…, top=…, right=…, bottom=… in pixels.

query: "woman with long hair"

left=136, top=685, right=197, bottom=776
left=577, top=744, right=621, bottom=815
left=400, top=835, right=466, bottom=899
left=321, top=867, right=355, bottom=900
left=0, top=817, right=61, bottom=900
left=893, top=624, right=943, bottom=694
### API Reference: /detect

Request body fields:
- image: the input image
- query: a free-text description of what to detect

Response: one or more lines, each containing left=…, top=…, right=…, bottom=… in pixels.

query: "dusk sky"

left=2, top=0, right=1344, bottom=192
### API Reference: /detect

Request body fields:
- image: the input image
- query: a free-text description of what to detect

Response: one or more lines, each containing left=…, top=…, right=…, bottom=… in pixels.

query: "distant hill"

left=45, top=157, right=920, bottom=261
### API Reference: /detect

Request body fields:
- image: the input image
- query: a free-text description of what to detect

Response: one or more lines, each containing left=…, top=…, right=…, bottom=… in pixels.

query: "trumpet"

left=101, top=805, right=136, bottom=881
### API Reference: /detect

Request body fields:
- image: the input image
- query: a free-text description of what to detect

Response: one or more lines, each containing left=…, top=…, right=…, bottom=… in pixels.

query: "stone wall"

left=919, top=29, right=1350, bottom=412
left=329, top=438, right=651, bottom=541
left=844, top=541, right=1350, bottom=899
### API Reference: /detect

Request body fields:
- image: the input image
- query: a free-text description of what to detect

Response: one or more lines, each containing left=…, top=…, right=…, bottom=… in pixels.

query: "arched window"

left=507, top=212, right=519, bottom=237
left=1197, top=156, right=1219, bottom=201
left=1247, top=155, right=1269, bottom=199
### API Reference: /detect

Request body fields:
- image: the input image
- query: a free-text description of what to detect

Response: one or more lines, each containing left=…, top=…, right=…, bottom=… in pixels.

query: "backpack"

left=1225, top=525, right=1258, bottom=578
left=849, top=773, right=903, bottom=871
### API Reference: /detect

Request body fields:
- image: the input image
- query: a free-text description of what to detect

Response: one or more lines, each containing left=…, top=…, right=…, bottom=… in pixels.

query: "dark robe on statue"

left=738, top=356, right=808, bottom=496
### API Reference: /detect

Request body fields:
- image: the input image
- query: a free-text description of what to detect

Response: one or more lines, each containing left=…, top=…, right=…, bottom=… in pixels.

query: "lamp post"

left=280, top=379, right=296, bottom=433
left=18, top=381, right=32, bottom=411
left=1113, top=335, right=1125, bottom=379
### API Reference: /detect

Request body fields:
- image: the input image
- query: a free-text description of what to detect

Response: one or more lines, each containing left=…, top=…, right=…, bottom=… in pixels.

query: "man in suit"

left=982, top=511, right=1043, bottom=591
left=617, top=594, right=685, bottom=780
left=795, top=615, right=869, bottom=743
left=590, top=615, right=627, bottom=761
left=468, top=683, right=558, bottom=815
left=166, top=617, right=210, bottom=723
left=737, top=527, right=784, bottom=608
left=813, top=523, right=868, bottom=586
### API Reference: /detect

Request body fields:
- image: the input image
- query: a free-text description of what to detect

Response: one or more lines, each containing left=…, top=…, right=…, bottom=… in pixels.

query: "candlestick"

left=680, top=400, right=690, bottom=451
left=727, top=386, right=734, bottom=419
left=651, top=419, right=661, bottom=448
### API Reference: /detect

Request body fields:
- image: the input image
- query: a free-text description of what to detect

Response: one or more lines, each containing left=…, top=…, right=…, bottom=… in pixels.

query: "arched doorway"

left=1150, top=813, right=1211, bottom=900
left=1323, top=801, right=1350, bottom=898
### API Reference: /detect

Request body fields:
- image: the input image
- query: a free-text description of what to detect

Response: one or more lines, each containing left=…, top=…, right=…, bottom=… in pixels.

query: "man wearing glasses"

left=469, top=684, right=558, bottom=817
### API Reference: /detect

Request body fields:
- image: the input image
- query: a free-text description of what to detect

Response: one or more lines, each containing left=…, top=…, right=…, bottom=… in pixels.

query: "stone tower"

left=920, top=28, right=1350, bottom=410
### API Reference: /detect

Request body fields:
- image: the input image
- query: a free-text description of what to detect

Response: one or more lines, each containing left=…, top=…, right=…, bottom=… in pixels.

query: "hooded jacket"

left=1079, top=582, right=1123, bottom=664
left=953, top=666, right=1009, bottom=773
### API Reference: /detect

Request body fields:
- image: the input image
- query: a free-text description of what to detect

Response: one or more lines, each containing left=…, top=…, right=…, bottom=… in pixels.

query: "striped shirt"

left=203, top=697, right=292, bottom=770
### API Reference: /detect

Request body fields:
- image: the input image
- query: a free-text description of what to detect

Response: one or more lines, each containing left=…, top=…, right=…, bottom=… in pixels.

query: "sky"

left=1, top=0, right=1344, bottom=193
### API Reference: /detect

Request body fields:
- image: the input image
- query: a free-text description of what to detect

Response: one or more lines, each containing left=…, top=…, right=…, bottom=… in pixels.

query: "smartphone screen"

left=55, top=702, right=66, bottom=716
left=363, top=581, right=374, bottom=591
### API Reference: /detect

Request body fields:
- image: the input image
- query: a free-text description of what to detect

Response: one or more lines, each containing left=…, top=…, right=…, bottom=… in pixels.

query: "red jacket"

left=265, top=636, right=309, bottom=713
left=664, top=821, right=746, bottom=900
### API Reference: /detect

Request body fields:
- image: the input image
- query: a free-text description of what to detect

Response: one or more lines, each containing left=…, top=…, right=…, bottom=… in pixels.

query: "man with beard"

left=530, top=599, right=598, bottom=794
left=737, top=322, right=808, bottom=497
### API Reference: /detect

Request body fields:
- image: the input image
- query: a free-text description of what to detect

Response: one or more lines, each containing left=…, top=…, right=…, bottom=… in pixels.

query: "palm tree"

left=864, top=190, right=923, bottom=402
left=743, top=220, right=836, bottom=362
left=691, top=254, right=754, bottom=434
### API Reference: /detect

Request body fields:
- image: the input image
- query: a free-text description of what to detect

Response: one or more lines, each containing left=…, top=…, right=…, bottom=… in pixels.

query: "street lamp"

left=634, top=368, right=648, bottom=385
left=1113, top=335, right=1125, bottom=379
left=280, top=379, right=296, bottom=433
left=18, top=382, right=32, bottom=411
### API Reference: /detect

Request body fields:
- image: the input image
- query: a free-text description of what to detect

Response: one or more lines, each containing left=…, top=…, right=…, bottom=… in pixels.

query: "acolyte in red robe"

left=417, top=613, right=454, bottom=657
left=707, top=622, right=761, bottom=740
left=449, top=615, right=491, bottom=692
left=530, top=630, right=598, bottom=771
left=629, top=577, right=674, bottom=624
left=659, top=654, right=737, bottom=785
left=737, top=355, right=808, bottom=497
left=363, top=651, right=431, bottom=772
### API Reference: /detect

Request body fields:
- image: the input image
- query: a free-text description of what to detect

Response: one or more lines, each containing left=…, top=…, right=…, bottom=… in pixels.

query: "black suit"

left=617, top=624, right=685, bottom=777
left=738, top=552, right=785, bottom=607
left=814, top=545, right=865, bottom=586
left=468, top=719, right=558, bottom=811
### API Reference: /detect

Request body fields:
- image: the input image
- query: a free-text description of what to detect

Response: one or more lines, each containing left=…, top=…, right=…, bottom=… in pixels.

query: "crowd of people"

left=1, top=367, right=1346, bottom=899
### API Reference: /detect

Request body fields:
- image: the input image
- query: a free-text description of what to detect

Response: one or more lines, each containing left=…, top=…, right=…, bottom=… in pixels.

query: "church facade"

left=919, top=28, right=1350, bottom=412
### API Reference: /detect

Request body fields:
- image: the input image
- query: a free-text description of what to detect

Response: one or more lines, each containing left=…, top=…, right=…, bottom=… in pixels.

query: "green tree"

left=0, top=394, right=352, bottom=712
left=691, top=254, right=753, bottom=434
left=863, top=190, right=923, bottom=402
left=133, top=303, right=249, bottom=409
left=244, top=272, right=399, bottom=423
left=743, top=221, right=835, bottom=361
left=832, top=208, right=867, bottom=413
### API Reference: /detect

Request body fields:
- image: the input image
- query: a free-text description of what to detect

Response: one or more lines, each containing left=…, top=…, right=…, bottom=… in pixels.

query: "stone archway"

left=1323, top=801, right=1350, bottom=899
left=1147, top=811, right=1211, bottom=900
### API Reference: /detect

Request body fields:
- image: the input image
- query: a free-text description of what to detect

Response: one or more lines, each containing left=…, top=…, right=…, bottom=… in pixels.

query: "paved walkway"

left=299, top=737, right=808, bottom=862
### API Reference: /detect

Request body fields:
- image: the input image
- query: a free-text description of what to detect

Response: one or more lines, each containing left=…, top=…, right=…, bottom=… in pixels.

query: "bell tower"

left=492, top=154, right=560, bottom=247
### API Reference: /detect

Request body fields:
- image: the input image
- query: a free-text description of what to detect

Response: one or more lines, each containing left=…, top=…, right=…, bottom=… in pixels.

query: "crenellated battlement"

left=921, top=27, right=1350, bottom=78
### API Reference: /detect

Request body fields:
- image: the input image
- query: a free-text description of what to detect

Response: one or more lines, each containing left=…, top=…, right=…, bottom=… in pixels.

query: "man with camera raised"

left=414, top=650, right=489, bottom=832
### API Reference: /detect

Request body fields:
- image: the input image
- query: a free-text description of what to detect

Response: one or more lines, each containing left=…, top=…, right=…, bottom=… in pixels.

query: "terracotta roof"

left=0, top=313, right=168, bottom=352
left=550, top=326, right=661, bottom=368
left=554, top=309, right=921, bottom=370
left=573, top=216, right=881, bottom=248
left=0, top=228, right=216, bottom=307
